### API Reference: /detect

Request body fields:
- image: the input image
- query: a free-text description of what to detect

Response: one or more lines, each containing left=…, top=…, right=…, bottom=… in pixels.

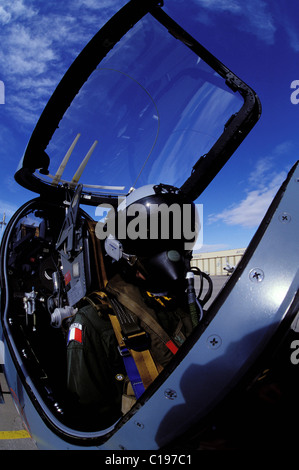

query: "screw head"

left=279, top=212, right=291, bottom=223
left=249, top=268, right=264, bottom=283
left=207, top=334, right=222, bottom=349
left=164, top=388, right=177, bottom=400
left=134, top=421, right=144, bottom=429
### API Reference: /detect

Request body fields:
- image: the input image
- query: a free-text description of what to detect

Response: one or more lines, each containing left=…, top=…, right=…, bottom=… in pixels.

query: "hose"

left=186, top=271, right=200, bottom=327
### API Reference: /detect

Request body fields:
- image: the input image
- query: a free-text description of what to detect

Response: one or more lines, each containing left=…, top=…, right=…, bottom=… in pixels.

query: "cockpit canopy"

left=15, top=0, right=260, bottom=207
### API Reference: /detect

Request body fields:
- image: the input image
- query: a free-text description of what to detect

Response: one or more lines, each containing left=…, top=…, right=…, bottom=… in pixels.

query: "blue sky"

left=0, top=0, right=298, bottom=252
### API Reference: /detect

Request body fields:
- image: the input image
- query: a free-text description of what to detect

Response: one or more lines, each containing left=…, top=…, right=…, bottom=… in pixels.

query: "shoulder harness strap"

left=85, top=224, right=161, bottom=399
left=92, top=291, right=160, bottom=399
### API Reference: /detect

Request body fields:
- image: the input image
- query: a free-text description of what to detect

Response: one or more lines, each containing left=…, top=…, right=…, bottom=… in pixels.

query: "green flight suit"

left=66, top=274, right=193, bottom=429
left=66, top=301, right=125, bottom=430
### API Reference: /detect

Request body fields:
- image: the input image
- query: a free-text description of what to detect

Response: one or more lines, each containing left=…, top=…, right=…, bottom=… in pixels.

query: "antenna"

left=38, top=137, right=125, bottom=192
left=70, top=140, right=98, bottom=188
left=0, top=212, right=6, bottom=226
left=51, top=133, right=81, bottom=186
left=0, top=212, right=6, bottom=236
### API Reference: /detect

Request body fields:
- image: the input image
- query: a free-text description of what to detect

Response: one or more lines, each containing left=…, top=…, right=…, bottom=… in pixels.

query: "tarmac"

left=0, top=369, right=38, bottom=450
left=0, top=275, right=228, bottom=451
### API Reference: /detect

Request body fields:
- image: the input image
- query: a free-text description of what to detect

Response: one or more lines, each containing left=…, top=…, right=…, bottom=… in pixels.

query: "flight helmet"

left=104, top=183, right=199, bottom=294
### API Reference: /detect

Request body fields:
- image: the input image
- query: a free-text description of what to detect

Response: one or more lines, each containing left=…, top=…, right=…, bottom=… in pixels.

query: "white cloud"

left=287, top=27, right=299, bottom=53
left=194, top=0, right=276, bottom=44
left=3, top=24, right=57, bottom=76
left=0, top=0, right=37, bottom=25
left=208, top=186, right=280, bottom=228
left=0, top=0, right=128, bottom=128
left=73, top=0, right=123, bottom=10
left=0, top=6, right=11, bottom=24
left=208, top=146, right=291, bottom=229
left=193, top=0, right=299, bottom=53
left=194, top=0, right=242, bottom=14
left=0, top=199, right=19, bottom=218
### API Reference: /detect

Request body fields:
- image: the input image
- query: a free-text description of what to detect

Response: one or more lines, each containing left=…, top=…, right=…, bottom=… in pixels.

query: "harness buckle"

left=123, top=331, right=151, bottom=352
left=117, top=345, right=131, bottom=357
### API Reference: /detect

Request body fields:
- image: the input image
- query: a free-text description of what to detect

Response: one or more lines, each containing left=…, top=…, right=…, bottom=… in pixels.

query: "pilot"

left=66, top=183, right=200, bottom=426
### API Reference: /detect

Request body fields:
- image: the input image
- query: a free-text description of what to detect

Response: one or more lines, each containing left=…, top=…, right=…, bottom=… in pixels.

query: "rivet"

left=115, top=373, right=125, bottom=381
